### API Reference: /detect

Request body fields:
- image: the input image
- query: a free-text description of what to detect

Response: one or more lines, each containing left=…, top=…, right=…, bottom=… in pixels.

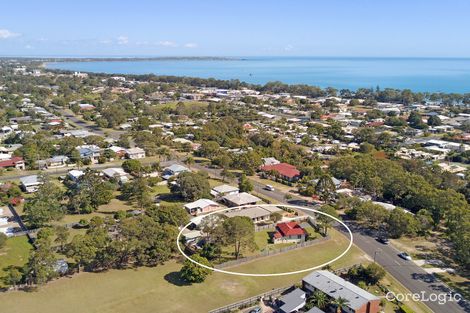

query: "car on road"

left=248, top=307, right=262, bottom=313
left=398, top=252, right=412, bottom=261
left=264, top=184, right=275, bottom=191
left=376, top=237, right=390, bottom=244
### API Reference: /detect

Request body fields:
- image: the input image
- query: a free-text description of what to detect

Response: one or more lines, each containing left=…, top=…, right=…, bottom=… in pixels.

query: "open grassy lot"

left=0, top=228, right=363, bottom=313
left=0, top=236, right=32, bottom=288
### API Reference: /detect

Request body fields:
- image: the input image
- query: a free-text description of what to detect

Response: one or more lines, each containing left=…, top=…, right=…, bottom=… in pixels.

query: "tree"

left=200, top=242, right=222, bottom=261
left=333, top=297, right=350, bottom=313
left=146, top=204, right=189, bottom=227
left=122, top=159, right=142, bottom=176
left=25, top=236, right=58, bottom=285
left=121, top=177, right=152, bottom=208
left=308, top=291, right=328, bottom=310
left=67, top=170, right=115, bottom=214
left=270, top=212, right=282, bottom=223
left=315, top=174, right=336, bottom=203
left=427, top=115, right=442, bottom=126
left=4, top=266, right=23, bottom=288
left=0, top=232, right=7, bottom=249
left=24, top=181, right=64, bottom=228
left=66, top=234, right=97, bottom=273
left=364, top=263, right=386, bottom=284
left=317, top=205, right=339, bottom=236
left=54, top=225, right=69, bottom=252
left=172, top=172, right=211, bottom=201
left=387, top=208, right=418, bottom=238
left=222, top=216, right=256, bottom=259
left=180, top=254, right=213, bottom=283
left=238, top=174, right=253, bottom=192
left=184, top=156, right=195, bottom=169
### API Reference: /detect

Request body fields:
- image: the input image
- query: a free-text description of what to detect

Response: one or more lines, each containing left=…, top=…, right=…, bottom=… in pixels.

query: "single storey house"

left=260, top=162, right=301, bottom=181
left=278, top=288, right=306, bottom=313
left=272, top=222, right=307, bottom=244
left=125, top=147, right=146, bottom=159
left=20, top=175, right=43, bottom=193
left=184, top=199, right=220, bottom=216
left=162, top=164, right=190, bottom=180
left=210, top=184, right=239, bottom=198
left=0, top=157, right=25, bottom=170
left=102, top=167, right=129, bottom=184
left=222, top=192, right=261, bottom=207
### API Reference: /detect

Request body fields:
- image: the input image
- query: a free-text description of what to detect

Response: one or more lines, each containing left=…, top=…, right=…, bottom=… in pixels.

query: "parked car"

left=264, top=184, right=275, bottom=191
left=398, top=252, right=412, bottom=261
left=249, top=307, right=262, bottom=313
left=376, top=237, right=390, bottom=245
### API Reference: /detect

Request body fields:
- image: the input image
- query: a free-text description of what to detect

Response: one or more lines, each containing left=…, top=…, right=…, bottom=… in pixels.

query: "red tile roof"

left=0, top=157, right=24, bottom=168
left=260, top=163, right=300, bottom=179
left=274, top=222, right=306, bottom=238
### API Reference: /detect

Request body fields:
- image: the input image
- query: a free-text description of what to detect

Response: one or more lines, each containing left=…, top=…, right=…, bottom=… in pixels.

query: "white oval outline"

left=176, top=204, right=353, bottom=277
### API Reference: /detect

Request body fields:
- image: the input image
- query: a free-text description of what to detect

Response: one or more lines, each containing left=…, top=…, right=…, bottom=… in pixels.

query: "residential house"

left=125, top=147, right=146, bottom=159
left=47, top=155, right=69, bottom=168
left=260, top=162, right=301, bottom=182
left=210, top=184, right=239, bottom=198
left=278, top=288, right=306, bottom=313
left=108, top=146, right=127, bottom=159
left=0, top=156, right=25, bottom=170
left=76, top=145, right=101, bottom=163
left=184, top=199, right=220, bottom=216
left=262, top=157, right=281, bottom=166
left=272, top=222, right=307, bottom=244
left=67, top=170, right=85, bottom=181
left=302, top=271, right=381, bottom=313
left=162, top=164, right=190, bottom=180
left=20, top=175, right=43, bottom=193
left=222, top=192, right=261, bottom=207
left=102, top=167, right=129, bottom=184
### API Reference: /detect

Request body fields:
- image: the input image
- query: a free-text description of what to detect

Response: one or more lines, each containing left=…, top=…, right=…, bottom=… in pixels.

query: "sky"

left=1, top=0, right=470, bottom=57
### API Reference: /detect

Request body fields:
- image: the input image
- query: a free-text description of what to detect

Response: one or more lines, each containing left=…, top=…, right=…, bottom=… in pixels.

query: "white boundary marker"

left=176, top=204, right=354, bottom=277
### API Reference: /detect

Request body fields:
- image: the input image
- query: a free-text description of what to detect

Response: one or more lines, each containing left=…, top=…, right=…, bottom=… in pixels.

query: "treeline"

left=330, top=154, right=470, bottom=269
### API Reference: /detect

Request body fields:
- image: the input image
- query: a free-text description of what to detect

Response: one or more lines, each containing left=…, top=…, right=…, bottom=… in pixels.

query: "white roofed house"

left=67, top=169, right=85, bottom=182
left=184, top=199, right=220, bottom=216
left=20, top=175, right=43, bottom=193
left=210, top=184, right=240, bottom=198
left=46, top=155, right=69, bottom=168
left=223, top=205, right=277, bottom=223
left=102, top=167, right=129, bottom=184
left=125, top=147, right=146, bottom=159
left=222, top=192, right=261, bottom=207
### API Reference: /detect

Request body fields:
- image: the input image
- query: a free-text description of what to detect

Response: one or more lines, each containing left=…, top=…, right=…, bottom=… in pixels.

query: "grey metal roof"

left=279, top=288, right=306, bottom=313
left=20, top=175, right=41, bottom=186
left=302, top=270, right=379, bottom=310
left=222, top=192, right=261, bottom=206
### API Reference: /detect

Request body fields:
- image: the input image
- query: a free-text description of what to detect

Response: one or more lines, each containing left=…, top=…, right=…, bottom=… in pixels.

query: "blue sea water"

left=46, top=57, right=470, bottom=93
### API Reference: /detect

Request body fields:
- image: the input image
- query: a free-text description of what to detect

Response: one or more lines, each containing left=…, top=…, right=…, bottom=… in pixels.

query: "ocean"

left=46, top=57, right=470, bottom=93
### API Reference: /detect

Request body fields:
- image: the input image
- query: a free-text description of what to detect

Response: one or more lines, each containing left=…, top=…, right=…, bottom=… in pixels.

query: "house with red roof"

left=260, top=162, right=301, bottom=182
left=272, top=221, right=307, bottom=244
left=0, top=157, right=25, bottom=170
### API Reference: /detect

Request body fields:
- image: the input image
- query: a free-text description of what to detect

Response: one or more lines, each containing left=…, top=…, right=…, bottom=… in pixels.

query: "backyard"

left=0, top=236, right=32, bottom=288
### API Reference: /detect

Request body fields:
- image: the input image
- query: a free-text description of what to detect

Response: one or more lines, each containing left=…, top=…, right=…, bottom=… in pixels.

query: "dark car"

left=376, top=237, right=390, bottom=244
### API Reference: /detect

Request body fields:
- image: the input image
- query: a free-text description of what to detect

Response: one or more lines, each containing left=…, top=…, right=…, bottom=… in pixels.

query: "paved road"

left=337, top=223, right=468, bottom=313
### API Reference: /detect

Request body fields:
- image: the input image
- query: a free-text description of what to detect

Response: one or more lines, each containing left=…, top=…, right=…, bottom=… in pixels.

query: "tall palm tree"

left=333, top=297, right=350, bottom=313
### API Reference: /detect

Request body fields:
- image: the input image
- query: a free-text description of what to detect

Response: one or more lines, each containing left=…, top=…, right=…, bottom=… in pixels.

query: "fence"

left=215, top=235, right=330, bottom=269
left=208, top=285, right=294, bottom=313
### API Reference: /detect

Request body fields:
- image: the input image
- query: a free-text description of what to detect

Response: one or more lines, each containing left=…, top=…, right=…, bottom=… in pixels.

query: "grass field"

left=0, top=228, right=364, bottom=313
left=0, top=236, right=32, bottom=288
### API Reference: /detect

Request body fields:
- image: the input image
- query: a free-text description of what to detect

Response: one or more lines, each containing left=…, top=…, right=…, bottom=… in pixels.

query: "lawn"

left=0, top=236, right=32, bottom=288
left=0, top=228, right=364, bottom=313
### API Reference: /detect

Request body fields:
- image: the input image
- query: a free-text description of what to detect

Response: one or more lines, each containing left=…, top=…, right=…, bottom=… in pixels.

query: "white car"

left=398, top=252, right=412, bottom=261
left=264, top=184, right=275, bottom=191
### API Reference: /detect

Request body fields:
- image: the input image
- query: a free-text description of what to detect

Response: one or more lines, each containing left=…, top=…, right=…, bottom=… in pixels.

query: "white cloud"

left=25, top=45, right=33, bottom=49
left=184, top=43, right=198, bottom=48
left=117, top=36, right=129, bottom=45
left=284, top=44, right=294, bottom=51
left=158, top=40, right=177, bottom=47
left=0, top=29, right=20, bottom=39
